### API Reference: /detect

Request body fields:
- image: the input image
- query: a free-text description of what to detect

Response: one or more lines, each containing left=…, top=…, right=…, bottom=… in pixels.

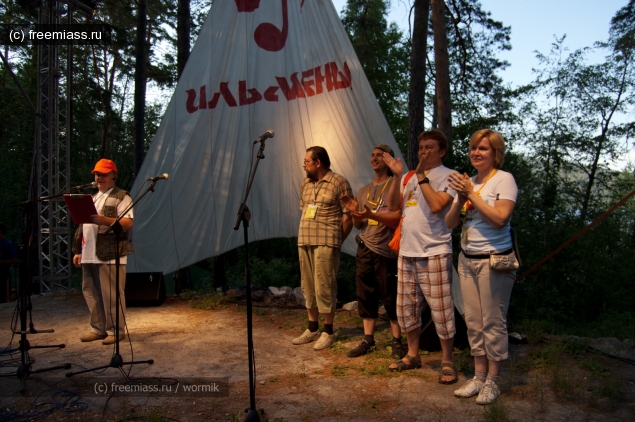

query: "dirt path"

left=0, top=291, right=633, bottom=421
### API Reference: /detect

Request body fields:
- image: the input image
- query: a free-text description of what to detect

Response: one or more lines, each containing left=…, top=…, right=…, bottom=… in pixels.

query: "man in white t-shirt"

left=72, top=159, right=133, bottom=345
left=383, top=130, right=458, bottom=384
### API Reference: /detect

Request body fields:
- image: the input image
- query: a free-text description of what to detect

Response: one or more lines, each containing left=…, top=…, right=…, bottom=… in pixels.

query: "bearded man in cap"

left=72, top=159, right=133, bottom=345
left=340, top=145, right=407, bottom=359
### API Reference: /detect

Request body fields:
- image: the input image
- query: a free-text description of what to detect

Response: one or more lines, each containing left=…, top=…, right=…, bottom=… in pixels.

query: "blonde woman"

left=445, top=129, right=518, bottom=405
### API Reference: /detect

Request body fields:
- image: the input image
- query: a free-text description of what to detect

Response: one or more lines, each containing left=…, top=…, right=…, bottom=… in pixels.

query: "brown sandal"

left=389, top=355, right=421, bottom=372
left=439, top=362, right=458, bottom=384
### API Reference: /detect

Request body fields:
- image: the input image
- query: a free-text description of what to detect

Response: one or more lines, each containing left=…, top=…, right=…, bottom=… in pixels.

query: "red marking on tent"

left=239, top=81, right=263, bottom=105
left=254, top=0, right=288, bottom=51
left=184, top=61, right=353, bottom=113
left=236, top=0, right=289, bottom=52
left=235, top=0, right=260, bottom=12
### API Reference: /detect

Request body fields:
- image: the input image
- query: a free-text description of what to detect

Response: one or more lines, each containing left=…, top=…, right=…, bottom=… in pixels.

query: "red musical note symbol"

left=253, top=0, right=288, bottom=52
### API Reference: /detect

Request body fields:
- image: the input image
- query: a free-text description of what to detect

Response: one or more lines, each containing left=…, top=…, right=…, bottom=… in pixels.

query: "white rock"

left=293, top=287, right=306, bottom=307
left=342, top=301, right=358, bottom=311
left=269, top=286, right=292, bottom=297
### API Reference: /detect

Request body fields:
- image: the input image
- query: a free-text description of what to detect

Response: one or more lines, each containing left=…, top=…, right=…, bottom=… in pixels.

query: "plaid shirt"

left=298, top=170, right=353, bottom=247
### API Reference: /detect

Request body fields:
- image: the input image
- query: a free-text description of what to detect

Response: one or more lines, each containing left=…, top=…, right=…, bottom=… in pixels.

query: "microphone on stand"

left=148, top=173, right=169, bottom=182
left=253, top=129, right=274, bottom=144
left=72, top=182, right=98, bottom=191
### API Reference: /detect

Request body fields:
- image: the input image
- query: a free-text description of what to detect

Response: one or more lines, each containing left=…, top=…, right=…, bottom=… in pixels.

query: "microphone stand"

left=233, top=139, right=268, bottom=422
left=66, top=181, right=160, bottom=378
left=1, top=188, right=95, bottom=392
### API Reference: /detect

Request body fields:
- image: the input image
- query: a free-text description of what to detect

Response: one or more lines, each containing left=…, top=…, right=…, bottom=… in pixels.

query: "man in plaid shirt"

left=293, top=146, right=353, bottom=350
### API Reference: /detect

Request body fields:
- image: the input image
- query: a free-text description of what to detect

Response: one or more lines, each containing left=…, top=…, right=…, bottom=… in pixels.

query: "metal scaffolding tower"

left=30, top=0, right=72, bottom=293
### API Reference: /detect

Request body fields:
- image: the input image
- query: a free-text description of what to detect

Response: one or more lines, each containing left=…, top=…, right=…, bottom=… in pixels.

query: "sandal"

left=439, top=362, right=458, bottom=384
left=389, top=355, right=421, bottom=372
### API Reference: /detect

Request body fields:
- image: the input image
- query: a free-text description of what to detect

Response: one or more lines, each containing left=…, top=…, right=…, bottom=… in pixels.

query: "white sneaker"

left=454, top=377, right=484, bottom=398
left=313, top=332, right=336, bottom=350
left=475, top=379, right=500, bottom=405
left=292, top=329, right=321, bottom=345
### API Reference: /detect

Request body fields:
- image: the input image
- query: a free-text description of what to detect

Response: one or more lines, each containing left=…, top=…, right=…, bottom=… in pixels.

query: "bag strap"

left=396, top=170, right=416, bottom=210
left=510, top=227, right=522, bottom=267
left=403, top=170, right=416, bottom=189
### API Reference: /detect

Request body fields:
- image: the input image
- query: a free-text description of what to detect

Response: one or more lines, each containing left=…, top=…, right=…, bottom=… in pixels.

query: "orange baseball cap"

left=92, top=159, right=118, bottom=174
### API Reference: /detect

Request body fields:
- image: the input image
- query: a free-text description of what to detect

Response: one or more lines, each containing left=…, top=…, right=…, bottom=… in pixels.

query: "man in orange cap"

left=72, top=159, right=134, bottom=345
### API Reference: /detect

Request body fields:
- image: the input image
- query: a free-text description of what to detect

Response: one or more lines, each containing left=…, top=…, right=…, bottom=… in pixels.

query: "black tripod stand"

left=233, top=132, right=274, bottom=422
left=66, top=181, right=162, bottom=378
left=0, top=200, right=73, bottom=393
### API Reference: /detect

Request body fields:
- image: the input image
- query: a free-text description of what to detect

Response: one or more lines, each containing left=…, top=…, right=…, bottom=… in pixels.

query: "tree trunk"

left=407, top=0, right=430, bottom=170
left=431, top=0, right=452, bottom=162
left=177, top=0, right=191, bottom=79
left=134, top=0, right=147, bottom=176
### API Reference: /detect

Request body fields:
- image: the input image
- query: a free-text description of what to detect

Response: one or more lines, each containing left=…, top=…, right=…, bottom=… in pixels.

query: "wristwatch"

left=418, top=177, right=430, bottom=185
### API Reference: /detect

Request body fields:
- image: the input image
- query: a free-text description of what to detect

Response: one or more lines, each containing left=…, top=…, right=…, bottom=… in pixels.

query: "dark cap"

left=374, top=144, right=394, bottom=157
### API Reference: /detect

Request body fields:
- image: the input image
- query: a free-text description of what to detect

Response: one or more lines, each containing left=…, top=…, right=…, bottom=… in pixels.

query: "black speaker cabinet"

left=126, top=272, right=166, bottom=307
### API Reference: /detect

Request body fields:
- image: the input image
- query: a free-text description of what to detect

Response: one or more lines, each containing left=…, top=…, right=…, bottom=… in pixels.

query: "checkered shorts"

left=397, top=254, right=455, bottom=339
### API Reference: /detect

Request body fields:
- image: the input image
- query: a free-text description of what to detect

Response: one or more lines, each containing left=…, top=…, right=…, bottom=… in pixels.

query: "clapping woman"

left=445, top=129, right=518, bottom=405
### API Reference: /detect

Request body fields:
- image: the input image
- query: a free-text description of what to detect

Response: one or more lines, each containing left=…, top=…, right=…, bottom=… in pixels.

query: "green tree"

left=341, top=0, right=410, bottom=150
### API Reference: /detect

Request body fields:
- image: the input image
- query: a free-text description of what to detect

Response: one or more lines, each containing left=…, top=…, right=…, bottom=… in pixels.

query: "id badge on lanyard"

left=305, top=204, right=318, bottom=219
left=405, top=190, right=418, bottom=207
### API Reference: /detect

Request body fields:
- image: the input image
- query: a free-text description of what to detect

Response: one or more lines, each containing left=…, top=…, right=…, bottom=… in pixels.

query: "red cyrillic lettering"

left=314, top=66, right=325, bottom=94
left=186, top=89, right=199, bottom=113
left=330, top=62, right=348, bottom=90
left=301, top=69, right=315, bottom=97
left=208, top=92, right=221, bottom=109
left=239, top=81, right=263, bottom=105
left=220, top=82, right=238, bottom=107
left=324, top=63, right=334, bottom=92
left=276, top=73, right=306, bottom=101
left=199, top=86, right=208, bottom=109
left=264, top=86, right=279, bottom=101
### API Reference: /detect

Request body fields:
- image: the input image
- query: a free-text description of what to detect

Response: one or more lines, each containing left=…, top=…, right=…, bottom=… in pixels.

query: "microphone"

left=253, top=129, right=274, bottom=144
left=148, top=173, right=169, bottom=182
left=72, top=182, right=97, bottom=190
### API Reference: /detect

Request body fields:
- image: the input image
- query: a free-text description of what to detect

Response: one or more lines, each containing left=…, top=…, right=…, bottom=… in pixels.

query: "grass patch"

left=190, top=291, right=226, bottom=310
left=479, top=399, right=514, bottom=422
left=530, top=342, right=567, bottom=368
left=587, top=375, right=623, bottom=411
left=452, top=347, right=472, bottom=374
left=359, top=353, right=393, bottom=376
left=253, top=307, right=269, bottom=316
left=179, top=289, right=196, bottom=300
left=330, top=364, right=352, bottom=377
left=516, top=320, right=553, bottom=345
left=550, top=363, right=580, bottom=400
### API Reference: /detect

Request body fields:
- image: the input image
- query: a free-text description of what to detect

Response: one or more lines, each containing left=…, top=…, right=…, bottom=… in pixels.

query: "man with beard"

left=293, top=146, right=353, bottom=350
left=340, top=145, right=406, bottom=359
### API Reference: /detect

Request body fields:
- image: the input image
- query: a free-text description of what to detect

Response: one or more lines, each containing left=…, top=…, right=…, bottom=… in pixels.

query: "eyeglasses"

left=303, top=159, right=315, bottom=164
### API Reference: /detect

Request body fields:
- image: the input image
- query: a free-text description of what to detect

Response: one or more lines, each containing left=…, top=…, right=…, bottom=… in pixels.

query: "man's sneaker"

left=347, top=340, right=375, bottom=357
left=292, top=329, right=321, bottom=345
left=391, top=340, right=407, bottom=359
left=313, top=332, right=336, bottom=350
left=454, top=377, right=484, bottom=398
left=476, top=379, right=500, bottom=405
left=102, top=334, right=126, bottom=345
left=79, top=333, right=107, bottom=342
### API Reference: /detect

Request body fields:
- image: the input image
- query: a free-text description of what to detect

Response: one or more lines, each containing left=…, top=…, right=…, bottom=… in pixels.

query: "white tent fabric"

left=128, top=0, right=405, bottom=274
